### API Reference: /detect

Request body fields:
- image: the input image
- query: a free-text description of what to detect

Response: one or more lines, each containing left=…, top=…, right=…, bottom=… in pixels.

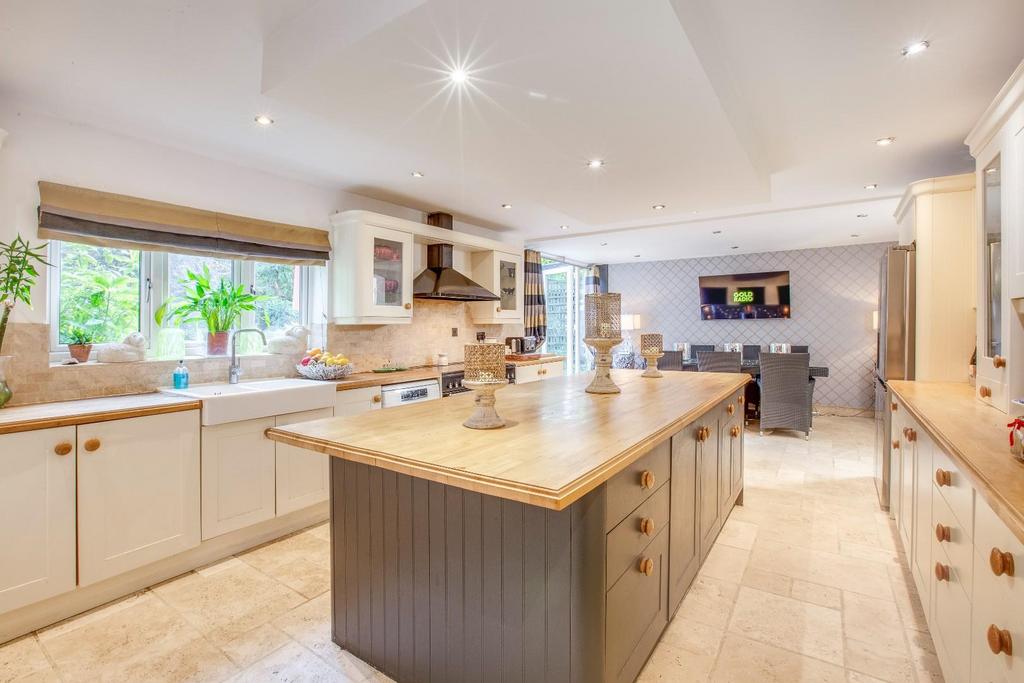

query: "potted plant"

left=65, top=323, right=98, bottom=363
left=0, top=235, right=50, bottom=407
left=155, top=266, right=265, bottom=355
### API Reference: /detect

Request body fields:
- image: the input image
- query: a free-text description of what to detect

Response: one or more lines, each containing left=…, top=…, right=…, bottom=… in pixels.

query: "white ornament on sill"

left=267, top=325, right=309, bottom=355
left=95, top=332, right=147, bottom=363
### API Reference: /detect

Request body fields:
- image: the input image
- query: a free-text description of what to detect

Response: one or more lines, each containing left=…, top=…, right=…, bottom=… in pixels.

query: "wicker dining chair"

left=696, top=351, right=742, bottom=373
left=791, top=345, right=809, bottom=354
left=657, top=350, right=685, bottom=371
left=758, top=352, right=813, bottom=438
left=742, top=344, right=761, bottom=362
left=689, top=344, right=715, bottom=358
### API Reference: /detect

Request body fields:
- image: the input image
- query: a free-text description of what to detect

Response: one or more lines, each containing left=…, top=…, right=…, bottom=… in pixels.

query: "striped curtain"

left=523, top=249, right=546, bottom=344
left=585, top=265, right=601, bottom=294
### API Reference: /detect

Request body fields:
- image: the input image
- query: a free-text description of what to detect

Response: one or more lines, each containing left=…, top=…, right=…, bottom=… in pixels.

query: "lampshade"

left=640, top=333, right=663, bottom=354
left=585, top=293, right=622, bottom=339
left=463, top=343, right=506, bottom=382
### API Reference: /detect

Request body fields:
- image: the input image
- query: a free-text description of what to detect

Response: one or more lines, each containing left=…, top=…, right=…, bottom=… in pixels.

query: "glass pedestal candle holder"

left=462, top=343, right=509, bottom=429
left=640, top=333, right=664, bottom=378
left=584, top=293, right=623, bottom=394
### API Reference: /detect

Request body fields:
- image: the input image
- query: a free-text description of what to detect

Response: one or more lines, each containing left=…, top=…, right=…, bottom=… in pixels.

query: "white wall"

left=0, top=103, right=505, bottom=324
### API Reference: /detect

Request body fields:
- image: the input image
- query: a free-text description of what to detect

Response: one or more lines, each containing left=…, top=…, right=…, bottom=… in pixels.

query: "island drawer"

left=605, top=439, right=671, bottom=531
left=606, top=483, right=670, bottom=588
left=605, top=528, right=669, bottom=683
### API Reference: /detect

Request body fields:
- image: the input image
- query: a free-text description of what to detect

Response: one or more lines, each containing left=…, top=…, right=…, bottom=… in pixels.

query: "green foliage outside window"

left=57, top=243, right=140, bottom=345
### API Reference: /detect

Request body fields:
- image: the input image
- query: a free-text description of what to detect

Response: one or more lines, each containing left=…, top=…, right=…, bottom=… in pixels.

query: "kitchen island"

left=267, top=369, right=749, bottom=683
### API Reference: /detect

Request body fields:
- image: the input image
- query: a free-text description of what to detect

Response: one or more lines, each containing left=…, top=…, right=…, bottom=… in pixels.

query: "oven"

left=441, top=364, right=516, bottom=397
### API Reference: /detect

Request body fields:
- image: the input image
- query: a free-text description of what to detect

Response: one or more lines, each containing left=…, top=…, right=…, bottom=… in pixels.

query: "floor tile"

left=728, top=586, right=844, bottom=665
left=637, top=642, right=716, bottom=682
left=273, top=592, right=379, bottom=680
left=842, top=591, right=906, bottom=644
left=231, top=641, right=356, bottom=682
left=675, top=576, right=740, bottom=630
left=710, top=634, right=846, bottom=682
left=698, top=543, right=750, bottom=584
left=238, top=527, right=332, bottom=599
left=658, top=616, right=724, bottom=657
left=716, top=518, right=759, bottom=550
left=219, top=622, right=292, bottom=668
left=0, top=635, right=59, bottom=682
left=791, top=579, right=842, bottom=609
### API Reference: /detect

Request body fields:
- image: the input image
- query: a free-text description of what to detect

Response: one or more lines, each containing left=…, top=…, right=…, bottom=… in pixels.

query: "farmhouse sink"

left=163, top=378, right=336, bottom=426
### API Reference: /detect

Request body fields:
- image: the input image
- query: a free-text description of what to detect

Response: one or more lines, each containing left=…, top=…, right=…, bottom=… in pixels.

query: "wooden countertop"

left=268, top=370, right=748, bottom=510
left=0, top=393, right=202, bottom=435
left=332, top=356, right=566, bottom=391
left=888, top=380, right=1024, bottom=543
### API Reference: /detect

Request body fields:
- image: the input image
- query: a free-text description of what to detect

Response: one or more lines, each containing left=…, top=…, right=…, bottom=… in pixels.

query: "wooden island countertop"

left=888, top=380, right=1024, bottom=543
left=266, top=369, right=748, bottom=510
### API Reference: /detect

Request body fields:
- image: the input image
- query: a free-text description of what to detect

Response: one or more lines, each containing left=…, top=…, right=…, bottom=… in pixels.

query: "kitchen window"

left=49, top=241, right=325, bottom=357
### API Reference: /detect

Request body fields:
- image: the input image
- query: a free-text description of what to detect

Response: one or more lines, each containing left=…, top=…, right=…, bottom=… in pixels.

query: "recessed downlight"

left=633, top=254, right=641, bottom=258
left=254, top=114, right=274, bottom=126
left=901, top=41, right=930, bottom=56
left=449, top=68, right=468, bottom=84
left=875, top=137, right=896, bottom=147
left=864, top=183, right=878, bottom=190
left=411, top=171, right=424, bottom=178
left=600, top=242, right=608, bottom=246
left=857, top=213, right=868, bottom=218
left=652, top=204, right=666, bottom=210
left=712, top=230, right=722, bottom=235
left=851, top=233, right=860, bottom=238
left=501, top=203, right=512, bottom=209
left=587, top=159, right=605, bottom=169
left=559, top=225, right=569, bottom=230
left=730, top=246, right=739, bottom=250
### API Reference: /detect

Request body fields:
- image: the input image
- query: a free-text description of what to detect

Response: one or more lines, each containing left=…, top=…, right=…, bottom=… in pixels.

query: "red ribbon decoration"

left=1008, top=419, right=1024, bottom=446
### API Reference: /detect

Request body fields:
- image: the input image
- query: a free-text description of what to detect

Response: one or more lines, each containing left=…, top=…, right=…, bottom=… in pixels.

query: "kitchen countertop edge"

left=0, top=393, right=202, bottom=435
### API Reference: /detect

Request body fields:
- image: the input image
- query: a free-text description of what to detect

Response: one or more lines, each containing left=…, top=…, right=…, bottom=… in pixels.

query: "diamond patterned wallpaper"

left=608, top=242, right=893, bottom=409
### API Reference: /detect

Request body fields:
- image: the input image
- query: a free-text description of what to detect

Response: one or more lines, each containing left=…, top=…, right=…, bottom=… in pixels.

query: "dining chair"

left=657, top=351, right=685, bottom=371
left=696, top=351, right=741, bottom=373
left=791, top=345, right=809, bottom=354
left=758, top=352, right=813, bottom=439
left=690, top=344, right=715, bottom=358
left=742, top=344, right=761, bottom=362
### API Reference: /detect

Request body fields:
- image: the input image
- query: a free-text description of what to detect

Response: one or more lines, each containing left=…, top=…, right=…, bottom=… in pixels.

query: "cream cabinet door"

left=911, top=428, right=933, bottom=611
left=335, top=386, right=382, bottom=416
left=78, top=412, right=200, bottom=586
left=0, top=427, right=76, bottom=612
left=201, top=417, right=276, bottom=540
left=358, top=224, right=414, bottom=320
left=275, top=408, right=333, bottom=516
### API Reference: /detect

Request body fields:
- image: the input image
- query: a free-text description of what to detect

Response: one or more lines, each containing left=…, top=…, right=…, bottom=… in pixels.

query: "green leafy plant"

left=65, top=323, right=98, bottom=346
left=155, top=266, right=267, bottom=333
left=57, top=243, right=140, bottom=345
left=0, top=235, right=50, bottom=354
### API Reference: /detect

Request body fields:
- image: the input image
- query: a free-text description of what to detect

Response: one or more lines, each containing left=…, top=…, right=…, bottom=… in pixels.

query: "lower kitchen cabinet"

left=697, top=413, right=721, bottom=560
left=78, top=411, right=201, bottom=586
left=0, top=427, right=77, bottom=612
left=669, top=424, right=700, bottom=614
left=335, top=385, right=382, bottom=417
left=201, top=417, right=276, bottom=540
left=514, top=361, right=564, bottom=384
left=275, top=407, right=333, bottom=515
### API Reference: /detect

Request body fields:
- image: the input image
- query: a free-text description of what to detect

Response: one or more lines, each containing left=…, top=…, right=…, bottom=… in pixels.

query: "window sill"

left=48, top=351, right=296, bottom=370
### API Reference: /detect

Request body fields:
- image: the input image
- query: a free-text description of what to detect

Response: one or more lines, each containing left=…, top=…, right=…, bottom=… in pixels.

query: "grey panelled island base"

left=266, top=370, right=748, bottom=683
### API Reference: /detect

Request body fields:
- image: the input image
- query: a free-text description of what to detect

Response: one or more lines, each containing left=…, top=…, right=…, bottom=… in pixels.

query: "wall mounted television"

left=698, top=271, right=791, bottom=320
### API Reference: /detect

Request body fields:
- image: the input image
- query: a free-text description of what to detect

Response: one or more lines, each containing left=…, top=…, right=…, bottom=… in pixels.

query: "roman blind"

left=37, top=181, right=331, bottom=265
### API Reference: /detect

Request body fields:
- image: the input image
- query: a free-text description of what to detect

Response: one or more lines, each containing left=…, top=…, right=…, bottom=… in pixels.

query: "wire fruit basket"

left=296, top=362, right=356, bottom=381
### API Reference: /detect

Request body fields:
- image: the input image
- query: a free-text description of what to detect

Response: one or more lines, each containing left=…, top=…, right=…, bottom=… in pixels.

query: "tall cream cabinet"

left=894, top=174, right=977, bottom=382
left=77, top=411, right=201, bottom=585
left=967, top=60, right=1024, bottom=414
left=0, top=427, right=77, bottom=613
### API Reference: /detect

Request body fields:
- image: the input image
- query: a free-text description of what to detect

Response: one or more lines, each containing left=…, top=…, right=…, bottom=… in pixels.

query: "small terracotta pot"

left=207, top=331, right=229, bottom=356
left=68, top=344, right=93, bottom=363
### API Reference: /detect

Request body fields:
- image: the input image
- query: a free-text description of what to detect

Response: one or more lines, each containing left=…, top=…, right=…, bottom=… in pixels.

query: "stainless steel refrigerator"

left=874, top=245, right=915, bottom=511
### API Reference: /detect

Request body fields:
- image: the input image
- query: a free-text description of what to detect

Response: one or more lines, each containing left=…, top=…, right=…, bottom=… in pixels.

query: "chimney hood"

left=414, top=243, right=500, bottom=302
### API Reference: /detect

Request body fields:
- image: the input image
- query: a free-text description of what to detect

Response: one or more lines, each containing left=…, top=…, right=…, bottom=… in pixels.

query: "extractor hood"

left=413, top=243, right=500, bottom=302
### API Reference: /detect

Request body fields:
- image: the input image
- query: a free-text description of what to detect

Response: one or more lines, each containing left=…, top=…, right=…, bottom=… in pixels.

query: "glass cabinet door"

left=983, top=155, right=1002, bottom=359
left=499, top=259, right=518, bottom=313
left=372, top=236, right=404, bottom=308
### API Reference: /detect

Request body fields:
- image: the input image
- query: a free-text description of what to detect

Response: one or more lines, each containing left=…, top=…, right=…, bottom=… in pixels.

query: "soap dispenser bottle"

left=173, top=360, right=190, bottom=389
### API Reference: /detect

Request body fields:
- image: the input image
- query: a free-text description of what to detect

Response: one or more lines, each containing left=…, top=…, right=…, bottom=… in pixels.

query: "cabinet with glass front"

left=468, top=251, right=523, bottom=324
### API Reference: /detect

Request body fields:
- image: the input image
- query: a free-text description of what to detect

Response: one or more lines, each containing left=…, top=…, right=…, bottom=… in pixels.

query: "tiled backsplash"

left=609, top=242, right=892, bottom=410
left=0, top=300, right=522, bottom=406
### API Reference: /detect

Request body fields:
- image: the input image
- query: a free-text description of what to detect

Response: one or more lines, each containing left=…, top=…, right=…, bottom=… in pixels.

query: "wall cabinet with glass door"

left=967, top=61, right=1024, bottom=413
left=330, top=217, right=415, bottom=325
left=468, top=251, right=524, bottom=324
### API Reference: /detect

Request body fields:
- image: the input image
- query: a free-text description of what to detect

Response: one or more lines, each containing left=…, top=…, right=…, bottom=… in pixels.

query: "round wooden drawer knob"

left=934, top=562, right=950, bottom=582
left=730, top=426, right=740, bottom=438
left=907, top=429, right=916, bottom=443
left=935, top=524, right=951, bottom=543
left=638, top=557, right=655, bottom=576
left=496, top=306, right=502, bottom=313
left=892, top=440, right=900, bottom=450
left=935, top=469, right=951, bottom=487
left=372, top=395, right=382, bottom=403
left=987, top=625, right=1013, bottom=656
left=83, top=438, right=101, bottom=452
left=403, top=303, right=412, bottom=310
left=640, top=470, right=656, bottom=490
left=980, top=385, right=992, bottom=398
left=727, top=404, right=735, bottom=415
left=993, top=355, right=1007, bottom=369
left=902, top=427, right=910, bottom=438
left=737, top=394, right=743, bottom=404
left=990, top=547, right=1015, bottom=577
left=54, top=442, right=73, bottom=456
left=639, top=518, right=656, bottom=536
left=891, top=401, right=898, bottom=412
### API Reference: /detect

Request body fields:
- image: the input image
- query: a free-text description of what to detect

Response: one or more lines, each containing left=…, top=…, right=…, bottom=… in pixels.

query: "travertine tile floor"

left=1, top=416, right=941, bottom=682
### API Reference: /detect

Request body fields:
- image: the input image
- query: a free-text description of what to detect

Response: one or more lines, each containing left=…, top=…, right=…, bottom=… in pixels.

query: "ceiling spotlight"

left=857, top=213, right=868, bottom=218
left=560, top=225, right=569, bottom=230
left=851, top=233, right=860, bottom=238
left=712, top=230, right=722, bottom=235
left=449, top=68, right=468, bottom=84
left=411, top=171, right=424, bottom=178
left=864, top=183, right=878, bottom=190
left=875, top=137, right=896, bottom=147
left=730, top=246, right=739, bottom=250
left=901, top=41, right=930, bottom=57
left=587, top=159, right=605, bottom=169
left=652, top=204, right=666, bottom=210
left=600, top=242, right=608, bottom=246
left=633, top=254, right=641, bottom=258
left=254, top=114, right=274, bottom=126
left=501, top=203, right=512, bottom=209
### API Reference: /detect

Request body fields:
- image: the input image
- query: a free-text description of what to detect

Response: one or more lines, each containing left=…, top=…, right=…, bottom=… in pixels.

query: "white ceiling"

left=0, top=0, right=1021, bottom=263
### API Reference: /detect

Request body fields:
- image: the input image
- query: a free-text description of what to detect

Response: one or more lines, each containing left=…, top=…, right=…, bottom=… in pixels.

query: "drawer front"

left=537, top=361, right=563, bottom=380
left=932, top=491, right=973, bottom=600
left=607, top=484, right=670, bottom=589
left=932, top=444, right=974, bottom=536
left=606, top=529, right=669, bottom=683
left=335, top=386, right=381, bottom=416
left=606, top=440, right=671, bottom=531
left=515, top=364, right=542, bottom=384
left=932, top=542, right=973, bottom=683
left=971, top=494, right=1024, bottom=682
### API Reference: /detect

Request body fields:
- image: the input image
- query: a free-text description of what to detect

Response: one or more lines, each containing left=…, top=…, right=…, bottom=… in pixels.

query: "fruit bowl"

left=296, top=362, right=356, bottom=381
